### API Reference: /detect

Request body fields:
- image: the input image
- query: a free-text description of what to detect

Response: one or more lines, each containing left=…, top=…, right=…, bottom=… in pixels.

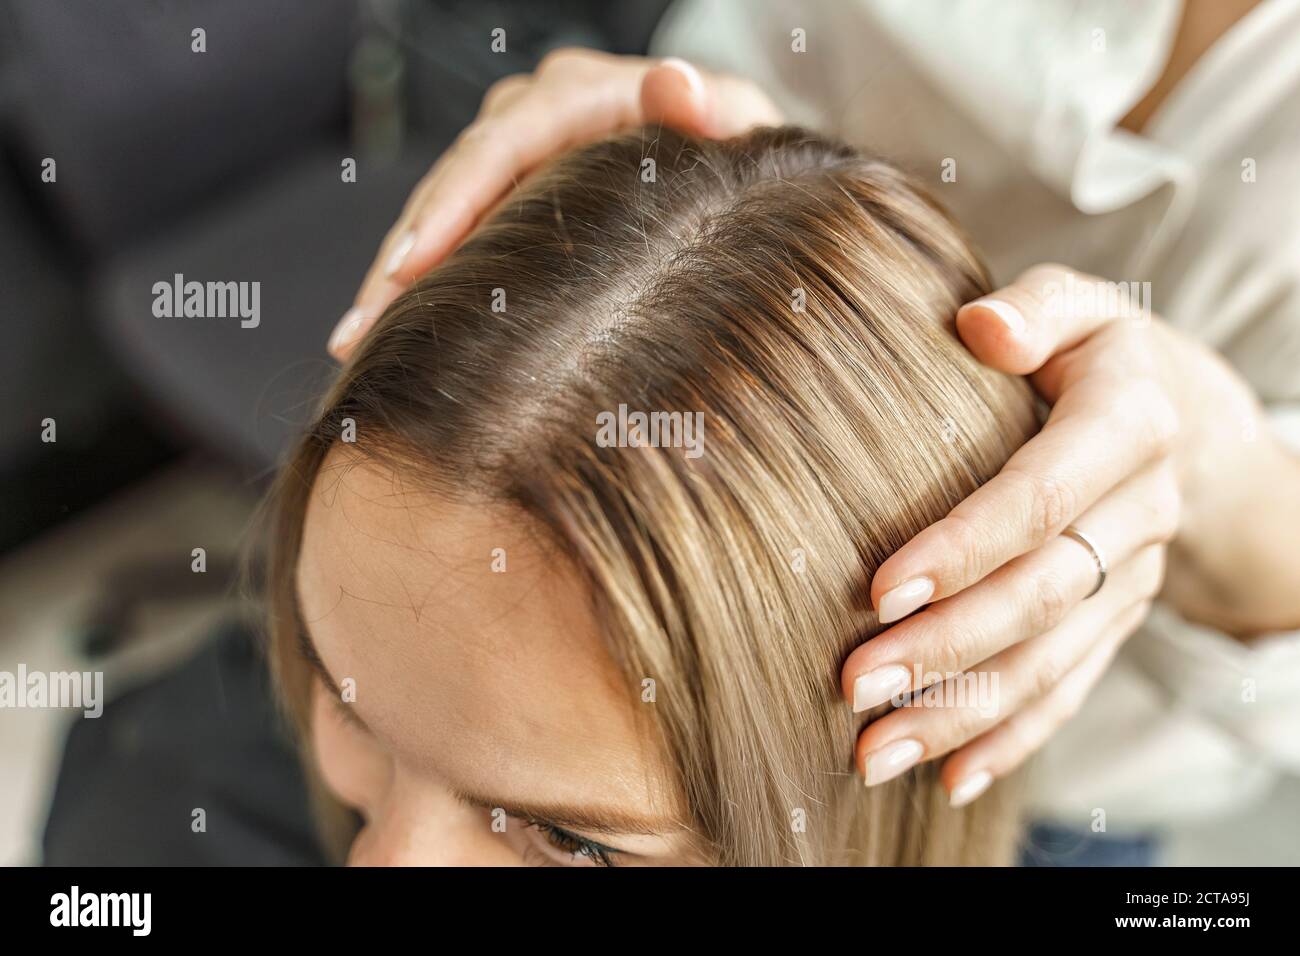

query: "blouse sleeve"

left=1128, top=405, right=1300, bottom=772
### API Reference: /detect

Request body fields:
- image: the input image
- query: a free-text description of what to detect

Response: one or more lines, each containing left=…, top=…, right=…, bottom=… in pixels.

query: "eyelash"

left=525, top=820, right=619, bottom=867
left=315, top=675, right=368, bottom=732
left=330, top=693, right=367, bottom=731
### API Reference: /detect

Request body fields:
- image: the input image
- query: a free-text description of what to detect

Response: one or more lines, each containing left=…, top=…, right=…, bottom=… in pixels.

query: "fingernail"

left=658, top=57, right=707, bottom=104
left=877, top=577, right=934, bottom=624
left=384, top=231, right=416, bottom=277
left=852, top=664, right=912, bottom=713
left=974, top=298, right=1026, bottom=336
left=328, top=307, right=366, bottom=353
left=863, top=738, right=924, bottom=787
left=949, top=770, right=993, bottom=808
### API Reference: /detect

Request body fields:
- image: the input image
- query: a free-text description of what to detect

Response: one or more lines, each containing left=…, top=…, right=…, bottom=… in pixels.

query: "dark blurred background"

left=0, top=0, right=670, bottom=545
left=0, top=0, right=670, bottom=864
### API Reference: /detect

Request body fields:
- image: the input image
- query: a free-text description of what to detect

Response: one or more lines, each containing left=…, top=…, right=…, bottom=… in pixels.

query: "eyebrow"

left=449, top=785, right=677, bottom=838
left=292, top=588, right=680, bottom=840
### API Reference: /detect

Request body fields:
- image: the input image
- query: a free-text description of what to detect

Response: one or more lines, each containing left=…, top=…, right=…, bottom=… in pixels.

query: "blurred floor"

left=0, top=463, right=1295, bottom=866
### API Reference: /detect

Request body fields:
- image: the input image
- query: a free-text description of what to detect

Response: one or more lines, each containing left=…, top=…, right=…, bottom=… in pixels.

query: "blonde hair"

left=265, top=127, right=1039, bottom=865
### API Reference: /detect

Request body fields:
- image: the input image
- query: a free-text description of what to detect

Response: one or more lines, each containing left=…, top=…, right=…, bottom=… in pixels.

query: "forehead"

left=295, top=445, right=677, bottom=817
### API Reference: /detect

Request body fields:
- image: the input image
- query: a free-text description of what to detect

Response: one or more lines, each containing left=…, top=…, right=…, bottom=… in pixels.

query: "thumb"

left=641, top=58, right=782, bottom=138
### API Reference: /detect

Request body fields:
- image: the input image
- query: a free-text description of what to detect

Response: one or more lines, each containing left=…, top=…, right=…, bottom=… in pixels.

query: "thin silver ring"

left=1062, top=524, right=1107, bottom=599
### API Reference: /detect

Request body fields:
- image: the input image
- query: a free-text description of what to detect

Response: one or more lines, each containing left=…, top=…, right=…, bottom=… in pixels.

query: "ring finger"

left=843, top=461, right=1178, bottom=711
left=855, top=543, right=1164, bottom=783
left=939, top=597, right=1151, bottom=804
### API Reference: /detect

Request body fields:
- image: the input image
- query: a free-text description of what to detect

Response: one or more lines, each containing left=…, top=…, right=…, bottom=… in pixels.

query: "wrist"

left=1169, top=425, right=1300, bottom=637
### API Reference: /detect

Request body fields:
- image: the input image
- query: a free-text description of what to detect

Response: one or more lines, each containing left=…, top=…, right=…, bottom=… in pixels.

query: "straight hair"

left=264, top=126, right=1040, bottom=865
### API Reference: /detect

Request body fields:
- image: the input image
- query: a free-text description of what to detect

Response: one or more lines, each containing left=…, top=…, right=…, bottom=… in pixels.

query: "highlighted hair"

left=265, top=127, right=1038, bottom=865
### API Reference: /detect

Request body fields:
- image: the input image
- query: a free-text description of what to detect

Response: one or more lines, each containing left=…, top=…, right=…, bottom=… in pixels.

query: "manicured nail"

left=658, top=57, right=707, bottom=105
left=329, top=307, right=366, bottom=353
left=863, top=738, right=923, bottom=786
left=949, top=770, right=993, bottom=808
left=853, top=664, right=912, bottom=713
left=384, top=231, right=416, bottom=277
left=877, top=577, right=934, bottom=624
left=974, top=298, right=1025, bottom=336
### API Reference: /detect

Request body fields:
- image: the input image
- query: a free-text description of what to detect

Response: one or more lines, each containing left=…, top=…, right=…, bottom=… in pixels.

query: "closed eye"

left=523, top=818, right=623, bottom=867
left=325, top=681, right=369, bottom=731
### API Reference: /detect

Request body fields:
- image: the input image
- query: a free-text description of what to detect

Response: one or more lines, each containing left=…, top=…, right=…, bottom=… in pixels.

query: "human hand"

left=841, top=264, right=1212, bottom=806
left=328, top=49, right=782, bottom=358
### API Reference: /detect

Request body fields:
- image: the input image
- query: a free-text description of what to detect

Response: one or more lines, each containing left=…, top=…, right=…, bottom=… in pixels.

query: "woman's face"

left=295, top=446, right=700, bottom=866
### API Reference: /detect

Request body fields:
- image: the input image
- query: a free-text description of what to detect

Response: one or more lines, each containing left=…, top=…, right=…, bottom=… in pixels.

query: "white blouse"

left=654, top=0, right=1300, bottom=827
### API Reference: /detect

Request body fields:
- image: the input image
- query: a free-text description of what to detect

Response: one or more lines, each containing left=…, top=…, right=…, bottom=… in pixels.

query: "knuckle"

left=928, top=700, right=987, bottom=754
left=1019, top=263, right=1086, bottom=315
left=1050, top=682, right=1089, bottom=725
left=456, top=118, right=511, bottom=160
left=1164, top=487, right=1184, bottom=537
left=1117, top=378, right=1180, bottom=454
left=1150, top=397, right=1181, bottom=454
left=1152, top=476, right=1183, bottom=541
left=1140, top=546, right=1167, bottom=597
left=1028, top=568, right=1075, bottom=634
left=456, top=118, right=492, bottom=148
left=1026, top=651, right=1069, bottom=702
left=919, top=608, right=972, bottom=673
left=1097, top=319, right=1158, bottom=376
left=1038, top=347, right=1079, bottom=387
left=481, top=74, right=528, bottom=112
left=1003, top=715, right=1044, bottom=764
left=1020, top=262, right=1075, bottom=291
left=1119, top=314, right=1157, bottom=348
left=537, top=46, right=590, bottom=77
left=942, top=511, right=995, bottom=586
left=956, top=706, right=992, bottom=745
left=1014, top=468, right=1078, bottom=539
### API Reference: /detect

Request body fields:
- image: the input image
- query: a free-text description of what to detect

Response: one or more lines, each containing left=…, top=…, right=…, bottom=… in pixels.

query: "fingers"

left=329, top=49, right=651, bottom=359
left=855, top=545, right=1164, bottom=788
left=955, top=263, right=1153, bottom=376
left=844, top=461, right=1179, bottom=710
left=640, top=59, right=711, bottom=135
left=642, top=59, right=785, bottom=137
left=385, top=60, right=652, bottom=283
left=330, top=50, right=784, bottom=359
left=938, top=600, right=1146, bottom=805
left=869, top=371, right=1179, bottom=624
left=1029, top=317, right=1166, bottom=405
left=849, top=260, right=1179, bottom=800
left=479, top=72, right=532, bottom=114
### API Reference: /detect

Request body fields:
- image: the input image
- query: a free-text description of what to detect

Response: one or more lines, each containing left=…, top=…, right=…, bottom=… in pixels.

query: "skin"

left=1119, top=0, right=1261, bottom=135
left=327, top=2, right=1300, bottom=808
left=325, top=50, right=782, bottom=353
left=853, top=274, right=1287, bottom=800
left=297, top=446, right=702, bottom=866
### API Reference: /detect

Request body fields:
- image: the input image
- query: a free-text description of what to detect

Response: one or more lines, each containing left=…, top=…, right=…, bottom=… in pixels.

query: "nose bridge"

left=347, top=767, right=498, bottom=866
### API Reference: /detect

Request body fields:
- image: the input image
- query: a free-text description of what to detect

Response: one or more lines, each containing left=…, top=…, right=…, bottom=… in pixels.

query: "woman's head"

left=267, top=127, right=1039, bottom=865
